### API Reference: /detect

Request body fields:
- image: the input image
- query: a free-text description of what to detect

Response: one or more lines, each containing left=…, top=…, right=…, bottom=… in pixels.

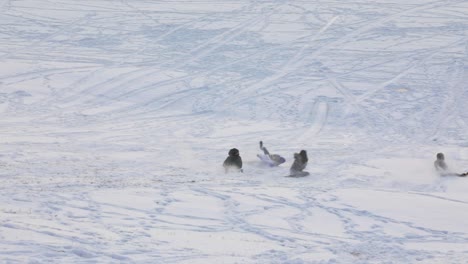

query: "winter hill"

left=1, top=0, right=468, bottom=263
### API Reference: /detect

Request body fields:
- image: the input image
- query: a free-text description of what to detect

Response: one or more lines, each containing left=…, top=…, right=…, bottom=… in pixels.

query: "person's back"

left=270, top=154, right=286, bottom=166
left=434, top=153, right=448, bottom=172
left=433, top=152, right=467, bottom=177
left=223, top=148, right=243, bottom=173
left=290, top=150, right=308, bottom=176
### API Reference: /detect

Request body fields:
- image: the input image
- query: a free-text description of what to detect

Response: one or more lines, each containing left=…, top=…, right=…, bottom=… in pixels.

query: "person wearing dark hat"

left=223, top=148, right=243, bottom=173
left=434, top=153, right=448, bottom=172
left=257, top=141, right=286, bottom=167
left=289, top=150, right=309, bottom=177
left=434, top=152, right=468, bottom=177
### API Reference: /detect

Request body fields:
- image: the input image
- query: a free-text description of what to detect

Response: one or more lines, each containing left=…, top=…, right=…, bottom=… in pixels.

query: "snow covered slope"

left=1, top=0, right=468, bottom=262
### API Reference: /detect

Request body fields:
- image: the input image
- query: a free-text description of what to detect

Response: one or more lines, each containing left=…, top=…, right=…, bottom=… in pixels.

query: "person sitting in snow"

left=434, top=152, right=468, bottom=177
left=257, top=141, right=286, bottom=167
left=289, top=150, right=309, bottom=177
left=223, top=148, right=243, bottom=173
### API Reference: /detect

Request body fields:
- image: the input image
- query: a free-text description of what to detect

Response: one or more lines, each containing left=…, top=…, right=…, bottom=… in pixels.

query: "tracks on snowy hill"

left=4, top=179, right=467, bottom=263
left=2, top=0, right=468, bottom=262
left=2, top=0, right=465, bottom=145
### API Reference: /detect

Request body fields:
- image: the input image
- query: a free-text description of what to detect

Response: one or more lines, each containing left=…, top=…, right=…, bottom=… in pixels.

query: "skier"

left=289, top=150, right=309, bottom=177
left=223, top=148, right=243, bottom=173
left=257, top=141, right=286, bottom=167
left=434, top=152, right=468, bottom=177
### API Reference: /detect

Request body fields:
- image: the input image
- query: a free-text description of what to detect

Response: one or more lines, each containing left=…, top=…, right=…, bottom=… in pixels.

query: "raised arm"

left=259, top=141, right=270, bottom=155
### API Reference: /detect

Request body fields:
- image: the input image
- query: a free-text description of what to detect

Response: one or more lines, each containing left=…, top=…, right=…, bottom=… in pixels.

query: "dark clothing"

left=288, top=171, right=310, bottom=177
left=434, top=159, right=457, bottom=176
left=260, top=142, right=270, bottom=156
left=290, top=151, right=308, bottom=175
left=434, top=159, right=448, bottom=172
left=223, top=156, right=242, bottom=171
left=223, top=148, right=242, bottom=173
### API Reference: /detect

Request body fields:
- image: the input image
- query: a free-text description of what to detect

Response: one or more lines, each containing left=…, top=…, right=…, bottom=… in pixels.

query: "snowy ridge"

left=1, top=0, right=468, bottom=263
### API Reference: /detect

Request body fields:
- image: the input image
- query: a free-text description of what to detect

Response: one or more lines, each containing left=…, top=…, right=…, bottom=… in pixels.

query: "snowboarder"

left=434, top=152, right=468, bottom=177
left=257, top=141, right=286, bottom=167
left=289, top=150, right=309, bottom=177
left=223, top=148, right=243, bottom=173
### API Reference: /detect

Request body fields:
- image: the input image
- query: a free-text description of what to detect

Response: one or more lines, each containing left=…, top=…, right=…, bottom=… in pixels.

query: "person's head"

left=229, top=148, right=239, bottom=157
left=271, top=154, right=286, bottom=164
left=300, top=150, right=307, bottom=157
left=436, top=153, right=445, bottom=160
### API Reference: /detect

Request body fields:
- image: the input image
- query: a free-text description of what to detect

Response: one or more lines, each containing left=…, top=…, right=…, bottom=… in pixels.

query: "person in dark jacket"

left=434, top=152, right=448, bottom=172
left=290, top=150, right=309, bottom=177
left=223, top=148, right=243, bottom=173
left=434, top=152, right=467, bottom=177
left=257, top=141, right=286, bottom=167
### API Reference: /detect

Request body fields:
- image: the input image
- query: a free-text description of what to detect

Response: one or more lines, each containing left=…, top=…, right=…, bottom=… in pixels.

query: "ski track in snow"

left=1, top=0, right=468, bottom=263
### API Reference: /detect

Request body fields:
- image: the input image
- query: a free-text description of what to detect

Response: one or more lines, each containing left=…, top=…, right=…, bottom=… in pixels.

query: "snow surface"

left=1, top=0, right=468, bottom=263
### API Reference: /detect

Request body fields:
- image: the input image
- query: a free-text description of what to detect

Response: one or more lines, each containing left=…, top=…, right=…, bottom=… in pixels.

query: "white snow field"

left=1, top=0, right=468, bottom=263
